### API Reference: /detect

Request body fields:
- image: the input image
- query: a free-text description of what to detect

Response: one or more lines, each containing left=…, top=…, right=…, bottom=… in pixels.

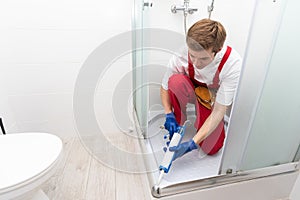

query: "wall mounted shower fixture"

left=207, top=0, right=215, bottom=19
left=171, top=0, right=198, bottom=34
left=171, top=0, right=198, bottom=17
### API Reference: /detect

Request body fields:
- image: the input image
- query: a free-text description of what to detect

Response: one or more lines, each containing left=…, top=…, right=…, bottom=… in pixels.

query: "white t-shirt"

left=161, top=46, right=242, bottom=106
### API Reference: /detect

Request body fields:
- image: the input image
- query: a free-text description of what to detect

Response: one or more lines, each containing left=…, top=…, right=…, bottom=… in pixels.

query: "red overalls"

left=168, top=46, right=232, bottom=155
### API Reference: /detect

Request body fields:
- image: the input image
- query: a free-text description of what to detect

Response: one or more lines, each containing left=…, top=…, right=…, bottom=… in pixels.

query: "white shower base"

left=147, top=110, right=225, bottom=188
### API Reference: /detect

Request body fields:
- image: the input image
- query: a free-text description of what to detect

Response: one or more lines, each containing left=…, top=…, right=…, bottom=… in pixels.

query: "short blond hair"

left=186, top=18, right=226, bottom=53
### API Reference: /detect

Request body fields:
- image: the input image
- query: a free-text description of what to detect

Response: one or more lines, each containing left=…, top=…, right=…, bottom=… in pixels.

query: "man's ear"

left=215, top=46, right=223, bottom=53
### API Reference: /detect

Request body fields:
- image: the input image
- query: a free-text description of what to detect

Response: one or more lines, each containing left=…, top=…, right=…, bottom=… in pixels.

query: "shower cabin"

left=132, top=0, right=300, bottom=198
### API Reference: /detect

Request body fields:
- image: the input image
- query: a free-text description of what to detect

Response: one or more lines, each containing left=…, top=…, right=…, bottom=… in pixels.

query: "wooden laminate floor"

left=42, top=137, right=153, bottom=200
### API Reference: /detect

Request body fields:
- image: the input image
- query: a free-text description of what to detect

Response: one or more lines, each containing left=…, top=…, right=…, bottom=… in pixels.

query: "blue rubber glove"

left=164, top=112, right=179, bottom=140
left=169, top=139, right=198, bottom=161
left=163, top=141, right=171, bottom=152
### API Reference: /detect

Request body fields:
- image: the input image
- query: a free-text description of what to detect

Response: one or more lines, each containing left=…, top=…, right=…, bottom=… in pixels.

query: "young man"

left=161, top=18, right=242, bottom=160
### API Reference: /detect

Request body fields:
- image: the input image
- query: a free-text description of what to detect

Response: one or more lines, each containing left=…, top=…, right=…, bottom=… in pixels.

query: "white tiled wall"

left=144, top=0, right=256, bottom=54
left=0, top=0, right=256, bottom=137
left=0, top=0, right=133, bottom=138
left=95, top=53, right=134, bottom=134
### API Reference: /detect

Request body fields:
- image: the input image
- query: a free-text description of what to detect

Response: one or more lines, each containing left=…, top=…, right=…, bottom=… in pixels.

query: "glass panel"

left=239, top=0, right=300, bottom=171
left=294, top=145, right=300, bottom=162
left=220, top=0, right=300, bottom=174
left=132, top=0, right=148, bottom=133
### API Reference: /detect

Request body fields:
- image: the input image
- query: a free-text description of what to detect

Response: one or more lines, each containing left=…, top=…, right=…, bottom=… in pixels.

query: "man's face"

left=188, top=48, right=215, bottom=69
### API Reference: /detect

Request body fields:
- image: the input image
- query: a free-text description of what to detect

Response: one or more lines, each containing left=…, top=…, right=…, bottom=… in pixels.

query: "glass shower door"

left=220, top=0, right=300, bottom=174
left=133, top=0, right=300, bottom=198
left=132, top=0, right=149, bottom=133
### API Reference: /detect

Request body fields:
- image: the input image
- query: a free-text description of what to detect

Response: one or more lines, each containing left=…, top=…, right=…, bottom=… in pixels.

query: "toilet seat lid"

left=0, top=133, right=63, bottom=189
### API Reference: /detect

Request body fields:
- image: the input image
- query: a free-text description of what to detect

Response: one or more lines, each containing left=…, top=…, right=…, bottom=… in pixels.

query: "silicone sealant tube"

left=157, top=124, right=186, bottom=185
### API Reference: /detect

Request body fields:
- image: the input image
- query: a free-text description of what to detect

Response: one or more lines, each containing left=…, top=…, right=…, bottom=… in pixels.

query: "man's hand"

left=169, top=139, right=198, bottom=161
left=164, top=112, right=179, bottom=140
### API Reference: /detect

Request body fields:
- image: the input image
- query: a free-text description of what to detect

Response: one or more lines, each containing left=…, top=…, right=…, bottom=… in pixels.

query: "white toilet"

left=0, top=132, right=63, bottom=200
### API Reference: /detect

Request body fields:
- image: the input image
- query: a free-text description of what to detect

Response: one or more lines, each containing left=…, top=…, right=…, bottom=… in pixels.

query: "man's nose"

left=193, top=59, right=201, bottom=67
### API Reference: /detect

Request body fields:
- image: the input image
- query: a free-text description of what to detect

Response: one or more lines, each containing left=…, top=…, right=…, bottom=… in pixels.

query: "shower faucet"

left=171, top=0, right=198, bottom=16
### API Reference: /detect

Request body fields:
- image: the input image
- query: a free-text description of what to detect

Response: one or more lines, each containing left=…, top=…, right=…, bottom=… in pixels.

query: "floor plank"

left=43, top=135, right=154, bottom=200
left=42, top=138, right=75, bottom=196
left=54, top=138, right=75, bottom=177
left=109, top=131, right=153, bottom=200
left=44, top=139, right=92, bottom=200
left=115, top=171, right=152, bottom=200
left=84, top=158, right=116, bottom=200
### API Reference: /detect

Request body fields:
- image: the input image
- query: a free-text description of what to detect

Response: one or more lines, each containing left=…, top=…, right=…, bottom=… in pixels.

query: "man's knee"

left=168, top=74, right=190, bottom=88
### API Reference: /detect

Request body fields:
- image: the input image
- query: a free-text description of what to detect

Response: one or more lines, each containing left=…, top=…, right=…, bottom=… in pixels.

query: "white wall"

left=145, top=0, right=256, bottom=54
left=0, top=0, right=256, bottom=137
left=0, top=0, right=133, bottom=138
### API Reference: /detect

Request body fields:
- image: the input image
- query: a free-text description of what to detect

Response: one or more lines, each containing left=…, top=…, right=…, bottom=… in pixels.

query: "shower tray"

left=142, top=110, right=225, bottom=198
left=136, top=110, right=299, bottom=198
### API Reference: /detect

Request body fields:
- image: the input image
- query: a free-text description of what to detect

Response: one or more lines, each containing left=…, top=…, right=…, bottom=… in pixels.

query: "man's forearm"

left=160, top=87, right=173, bottom=114
left=193, top=102, right=227, bottom=144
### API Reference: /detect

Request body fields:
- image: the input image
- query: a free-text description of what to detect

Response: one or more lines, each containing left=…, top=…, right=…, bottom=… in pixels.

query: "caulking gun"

left=157, top=120, right=190, bottom=185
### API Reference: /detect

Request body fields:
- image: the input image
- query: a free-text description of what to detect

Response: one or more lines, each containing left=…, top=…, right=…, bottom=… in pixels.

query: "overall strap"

left=188, top=46, right=232, bottom=88
left=210, top=46, right=232, bottom=88
left=188, top=54, right=207, bottom=87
